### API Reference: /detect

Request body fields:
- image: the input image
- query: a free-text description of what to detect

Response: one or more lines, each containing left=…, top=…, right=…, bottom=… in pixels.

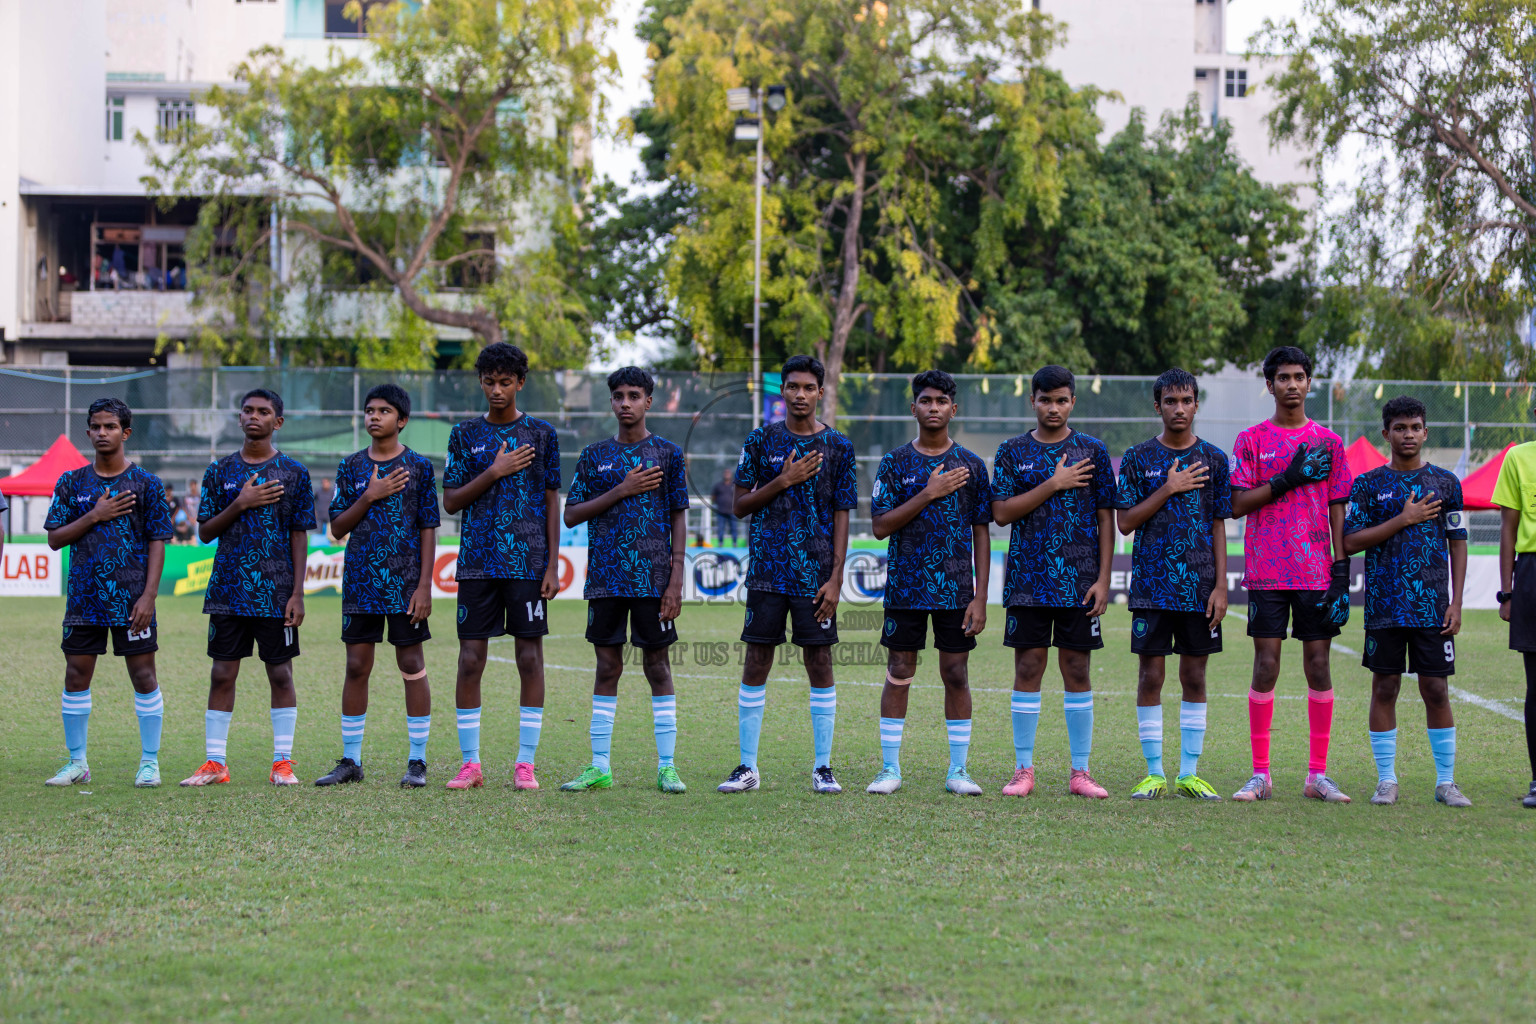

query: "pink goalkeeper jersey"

left=1231, top=419, right=1352, bottom=591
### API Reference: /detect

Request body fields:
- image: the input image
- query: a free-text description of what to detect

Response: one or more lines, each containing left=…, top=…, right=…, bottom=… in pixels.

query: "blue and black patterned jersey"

left=567, top=434, right=690, bottom=599
left=1114, top=437, right=1233, bottom=612
left=444, top=415, right=560, bottom=581
left=871, top=441, right=992, bottom=610
left=45, top=464, right=173, bottom=627
left=198, top=451, right=316, bottom=617
left=993, top=429, right=1115, bottom=608
left=1345, top=464, right=1467, bottom=630
left=330, top=447, right=441, bottom=615
left=736, top=421, right=859, bottom=596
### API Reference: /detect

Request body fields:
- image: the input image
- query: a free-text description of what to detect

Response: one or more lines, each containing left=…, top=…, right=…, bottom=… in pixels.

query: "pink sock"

left=1307, top=688, right=1334, bottom=775
left=1248, top=689, right=1275, bottom=776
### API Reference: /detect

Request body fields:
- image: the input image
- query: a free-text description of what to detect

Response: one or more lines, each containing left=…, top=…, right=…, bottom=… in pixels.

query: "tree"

left=651, top=0, right=1083, bottom=418
left=1259, top=0, right=1536, bottom=378
left=146, top=0, right=613, bottom=366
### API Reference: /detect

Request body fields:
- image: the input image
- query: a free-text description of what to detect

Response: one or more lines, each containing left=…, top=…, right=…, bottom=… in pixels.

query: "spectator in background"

left=166, top=481, right=194, bottom=544
left=711, top=466, right=738, bottom=546
left=313, top=476, right=335, bottom=543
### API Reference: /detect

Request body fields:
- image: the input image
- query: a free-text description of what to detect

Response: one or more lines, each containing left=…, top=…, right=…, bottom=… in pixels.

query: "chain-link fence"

left=3, top=367, right=1531, bottom=541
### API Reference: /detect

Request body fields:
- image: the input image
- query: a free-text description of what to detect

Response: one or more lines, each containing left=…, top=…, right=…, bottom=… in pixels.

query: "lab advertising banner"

left=0, top=544, right=63, bottom=597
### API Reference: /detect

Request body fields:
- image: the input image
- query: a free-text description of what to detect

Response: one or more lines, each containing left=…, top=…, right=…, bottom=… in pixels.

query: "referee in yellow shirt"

left=1493, top=436, right=1536, bottom=808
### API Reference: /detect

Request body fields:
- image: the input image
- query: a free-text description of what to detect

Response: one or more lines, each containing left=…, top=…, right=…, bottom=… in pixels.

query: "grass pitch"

left=3, top=596, right=1536, bottom=1022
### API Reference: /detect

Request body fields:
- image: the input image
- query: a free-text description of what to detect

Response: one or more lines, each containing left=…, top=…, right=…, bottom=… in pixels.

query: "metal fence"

left=3, top=366, right=1532, bottom=540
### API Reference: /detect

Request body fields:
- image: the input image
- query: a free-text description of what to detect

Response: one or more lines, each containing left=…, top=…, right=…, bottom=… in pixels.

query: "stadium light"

left=727, top=83, right=784, bottom=430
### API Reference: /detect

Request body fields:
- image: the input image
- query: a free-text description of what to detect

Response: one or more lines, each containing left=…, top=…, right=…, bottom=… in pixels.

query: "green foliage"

left=586, top=2, right=1304, bottom=393
left=1259, top=0, right=1536, bottom=379
left=144, top=0, right=613, bottom=368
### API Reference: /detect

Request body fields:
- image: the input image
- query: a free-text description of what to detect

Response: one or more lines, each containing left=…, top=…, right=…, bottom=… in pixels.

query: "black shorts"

left=1509, top=555, right=1536, bottom=652
left=586, top=597, right=677, bottom=649
left=61, top=623, right=158, bottom=657
left=1003, top=606, right=1103, bottom=651
left=1245, top=590, right=1338, bottom=641
left=741, top=589, right=838, bottom=647
left=1365, top=627, right=1456, bottom=677
left=342, top=612, right=431, bottom=647
left=208, top=615, right=300, bottom=664
left=1130, top=609, right=1221, bottom=657
left=456, top=578, right=548, bottom=640
left=880, top=608, right=975, bottom=653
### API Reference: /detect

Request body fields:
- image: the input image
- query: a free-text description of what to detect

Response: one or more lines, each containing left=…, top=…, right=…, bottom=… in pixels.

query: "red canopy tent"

left=0, top=434, right=89, bottom=497
left=1344, top=436, right=1388, bottom=478
left=1461, top=441, right=1520, bottom=510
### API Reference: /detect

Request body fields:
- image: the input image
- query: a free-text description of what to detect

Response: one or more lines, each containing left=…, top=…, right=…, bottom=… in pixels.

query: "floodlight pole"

left=751, top=84, right=764, bottom=432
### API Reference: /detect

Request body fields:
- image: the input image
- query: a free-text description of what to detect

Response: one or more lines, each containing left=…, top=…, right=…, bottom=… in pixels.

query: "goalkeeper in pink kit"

left=1229, top=347, right=1354, bottom=803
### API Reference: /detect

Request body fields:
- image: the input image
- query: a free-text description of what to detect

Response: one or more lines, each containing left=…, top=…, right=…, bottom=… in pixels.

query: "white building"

left=0, top=0, right=486, bottom=367
left=1039, top=0, right=1311, bottom=198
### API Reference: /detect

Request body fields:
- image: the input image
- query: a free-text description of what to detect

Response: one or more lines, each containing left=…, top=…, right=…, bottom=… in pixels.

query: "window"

left=325, top=0, right=388, bottom=36
left=105, top=96, right=124, bottom=141
left=157, top=99, right=195, bottom=141
left=1225, top=69, right=1247, bottom=98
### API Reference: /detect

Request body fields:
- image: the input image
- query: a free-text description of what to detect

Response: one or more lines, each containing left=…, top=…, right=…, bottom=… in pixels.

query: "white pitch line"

left=1448, top=686, right=1524, bottom=723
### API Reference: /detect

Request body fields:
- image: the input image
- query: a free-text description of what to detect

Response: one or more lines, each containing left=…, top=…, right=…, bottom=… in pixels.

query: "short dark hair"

left=365, top=383, right=411, bottom=421
left=240, top=388, right=283, bottom=418
left=1031, top=365, right=1075, bottom=396
left=1262, top=346, right=1313, bottom=382
left=781, top=354, right=825, bottom=388
left=86, top=397, right=132, bottom=430
left=1381, top=394, right=1427, bottom=430
left=607, top=366, right=654, bottom=396
left=475, top=342, right=529, bottom=379
left=1153, top=368, right=1199, bottom=405
left=911, top=369, right=957, bottom=400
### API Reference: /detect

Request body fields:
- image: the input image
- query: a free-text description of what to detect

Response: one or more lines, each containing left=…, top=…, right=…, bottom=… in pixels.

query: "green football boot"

left=559, top=764, right=614, bottom=791
left=656, top=764, right=687, bottom=794
left=1175, top=774, right=1222, bottom=801
left=1129, top=774, right=1167, bottom=800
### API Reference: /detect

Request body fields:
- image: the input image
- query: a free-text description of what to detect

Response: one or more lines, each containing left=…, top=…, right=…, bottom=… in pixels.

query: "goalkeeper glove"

left=1318, top=557, right=1351, bottom=628
left=1268, top=443, right=1332, bottom=499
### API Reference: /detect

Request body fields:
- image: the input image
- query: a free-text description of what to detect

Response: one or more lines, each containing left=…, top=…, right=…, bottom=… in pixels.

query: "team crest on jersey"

left=458, top=604, right=468, bottom=624
left=744, top=608, right=754, bottom=627
left=62, top=626, right=72, bottom=638
left=1006, top=615, right=1016, bottom=635
left=208, top=623, right=216, bottom=640
left=1133, top=617, right=1148, bottom=637
left=1365, top=637, right=1377, bottom=655
left=343, top=614, right=351, bottom=630
left=884, top=617, right=896, bottom=636
left=587, top=606, right=595, bottom=625
left=1446, top=510, right=1465, bottom=530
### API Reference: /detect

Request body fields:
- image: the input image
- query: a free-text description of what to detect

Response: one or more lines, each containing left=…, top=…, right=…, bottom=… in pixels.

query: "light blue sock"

left=1064, top=691, right=1094, bottom=771
left=879, top=717, right=904, bottom=774
left=1136, top=704, right=1163, bottom=777
left=270, top=706, right=297, bottom=762
left=651, top=695, right=677, bottom=767
left=1179, top=701, right=1207, bottom=779
left=456, top=706, right=481, bottom=763
left=590, top=694, right=617, bottom=772
left=1427, top=726, right=1456, bottom=786
left=737, top=683, right=766, bottom=769
left=341, top=713, right=365, bottom=763
left=61, top=689, right=91, bottom=763
left=133, top=688, right=163, bottom=762
left=809, top=685, right=836, bottom=768
left=1011, top=691, right=1041, bottom=769
left=1370, top=728, right=1397, bottom=783
left=946, top=719, right=971, bottom=771
left=518, top=706, right=543, bottom=763
left=205, top=708, right=232, bottom=765
left=406, top=714, right=430, bottom=761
